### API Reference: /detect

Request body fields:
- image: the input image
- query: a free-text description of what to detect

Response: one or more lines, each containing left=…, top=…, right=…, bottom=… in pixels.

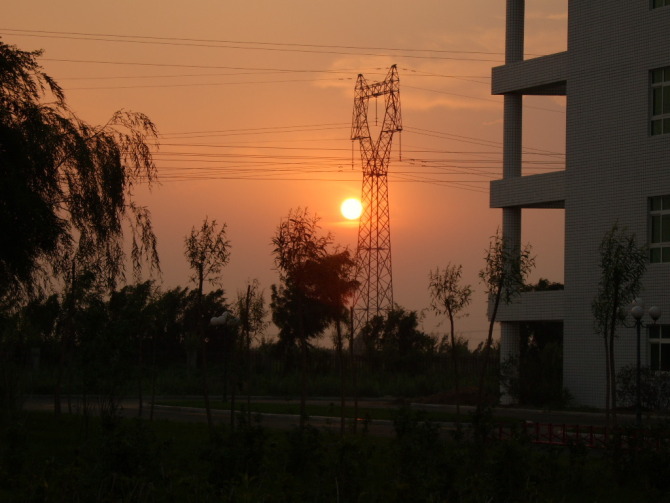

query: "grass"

left=2, top=409, right=667, bottom=502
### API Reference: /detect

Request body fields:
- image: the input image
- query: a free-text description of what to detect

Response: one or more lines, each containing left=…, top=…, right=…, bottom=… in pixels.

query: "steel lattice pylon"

left=350, top=65, right=402, bottom=335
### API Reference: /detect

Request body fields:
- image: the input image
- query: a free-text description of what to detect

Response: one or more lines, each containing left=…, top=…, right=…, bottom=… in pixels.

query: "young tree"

left=428, top=264, right=472, bottom=420
left=271, top=207, right=335, bottom=428
left=106, top=280, right=155, bottom=417
left=144, top=286, right=189, bottom=420
left=591, top=223, right=646, bottom=424
left=184, top=217, right=231, bottom=431
left=0, top=42, right=160, bottom=303
left=234, top=279, right=267, bottom=422
left=478, top=230, right=534, bottom=407
left=0, top=294, right=59, bottom=414
left=54, top=264, right=104, bottom=416
left=312, top=250, right=358, bottom=434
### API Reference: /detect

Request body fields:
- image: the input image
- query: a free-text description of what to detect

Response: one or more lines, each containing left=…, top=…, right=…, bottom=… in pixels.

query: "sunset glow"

left=1, top=0, right=569, bottom=343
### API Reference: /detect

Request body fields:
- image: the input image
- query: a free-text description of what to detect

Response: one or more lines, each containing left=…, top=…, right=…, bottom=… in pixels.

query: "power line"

left=65, top=76, right=353, bottom=91
left=404, top=86, right=566, bottom=114
left=160, top=122, right=349, bottom=136
left=0, top=28, right=507, bottom=62
left=59, top=70, right=491, bottom=82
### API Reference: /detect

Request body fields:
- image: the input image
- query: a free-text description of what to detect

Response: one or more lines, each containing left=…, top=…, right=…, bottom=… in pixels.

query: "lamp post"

left=630, top=299, right=661, bottom=427
left=210, top=311, right=239, bottom=429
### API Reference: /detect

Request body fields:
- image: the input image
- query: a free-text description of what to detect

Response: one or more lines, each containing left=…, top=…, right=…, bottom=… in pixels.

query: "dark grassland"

left=2, top=409, right=670, bottom=502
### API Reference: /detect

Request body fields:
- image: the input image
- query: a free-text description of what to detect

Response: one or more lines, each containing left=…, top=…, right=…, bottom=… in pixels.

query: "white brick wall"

left=492, top=0, right=670, bottom=408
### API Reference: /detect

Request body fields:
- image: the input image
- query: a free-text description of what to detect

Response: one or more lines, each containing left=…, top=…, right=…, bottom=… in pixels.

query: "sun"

left=340, top=198, right=363, bottom=220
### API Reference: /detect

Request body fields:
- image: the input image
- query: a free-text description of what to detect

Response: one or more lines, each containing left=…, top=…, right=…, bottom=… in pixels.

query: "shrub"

left=616, top=364, right=670, bottom=412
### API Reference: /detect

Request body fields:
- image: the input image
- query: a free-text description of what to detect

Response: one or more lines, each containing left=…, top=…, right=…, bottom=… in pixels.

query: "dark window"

left=649, top=325, right=670, bottom=371
left=649, top=196, right=670, bottom=262
left=652, top=67, right=670, bottom=135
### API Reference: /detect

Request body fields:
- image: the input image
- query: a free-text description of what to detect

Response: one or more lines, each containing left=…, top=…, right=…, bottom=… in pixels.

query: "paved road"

left=21, top=395, right=398, bottom=434
left=21, top=394, right=643, bottom=432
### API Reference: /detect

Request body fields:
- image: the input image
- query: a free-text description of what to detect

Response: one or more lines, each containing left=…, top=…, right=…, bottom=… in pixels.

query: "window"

left=649, top=195, right=670, bottom=262
left=649, top=325, right=670, bottom=371
left=652, top=68, right=670, bottom=135
left=653, top=0, right=670, bottom=8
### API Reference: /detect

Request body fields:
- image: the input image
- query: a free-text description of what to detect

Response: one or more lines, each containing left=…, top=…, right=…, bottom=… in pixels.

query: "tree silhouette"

left=310, top=250, right=358, bottom=434
left=0, top=42, right=160, bottom=304
left=429, top=263, right=472, bottom=421
left=54, top=265, right=104, bottom=416
left=106, top=281, right=155, bottom=417
left=359, top=307, right=433, bottom=364
left=592, top=223, right=646, bottom=424
left=478, top=230, right=534, bottom=408
left=234, top=279, right=267, bottom=423
left=184, top=217, right=231, bottom=432
left=272, top=208, right=352, bottom=428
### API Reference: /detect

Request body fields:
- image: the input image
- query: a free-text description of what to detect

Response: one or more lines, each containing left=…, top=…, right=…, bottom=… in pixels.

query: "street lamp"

left=630, top=298, right=661, bottom=427
left=210, top=311, right=238, bottom=327
left=209, top=311, right=240, bottom=428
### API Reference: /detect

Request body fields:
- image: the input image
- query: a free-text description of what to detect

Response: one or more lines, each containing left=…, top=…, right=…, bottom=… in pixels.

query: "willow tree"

left=0, top=42, right=160, bottom=304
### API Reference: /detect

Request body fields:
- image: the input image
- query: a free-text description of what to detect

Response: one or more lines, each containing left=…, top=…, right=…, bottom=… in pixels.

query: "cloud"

left=483, top=118, right=503, bottom=127
left=527, top=12, right=568, bottom=21
left=404, top=89, right=500, bottom=112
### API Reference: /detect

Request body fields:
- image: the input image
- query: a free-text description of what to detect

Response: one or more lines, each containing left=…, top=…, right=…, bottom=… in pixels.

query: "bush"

left=616, top=364, right=670, bottom=412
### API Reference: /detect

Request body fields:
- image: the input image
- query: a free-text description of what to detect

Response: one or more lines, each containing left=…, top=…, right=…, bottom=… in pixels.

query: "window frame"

left=648, top=195, right=670, bottom=263
left=651, top=67, right=670, bottom=136
left=648, top=324, right=670, bottom=371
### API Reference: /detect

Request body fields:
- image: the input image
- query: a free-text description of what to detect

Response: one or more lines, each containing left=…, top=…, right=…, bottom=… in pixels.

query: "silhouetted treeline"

left=0, top=282, right=503, bottom=410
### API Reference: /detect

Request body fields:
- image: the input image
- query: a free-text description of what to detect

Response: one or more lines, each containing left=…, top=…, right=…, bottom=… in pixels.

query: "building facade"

left=491, top=1, right=670, bottom=407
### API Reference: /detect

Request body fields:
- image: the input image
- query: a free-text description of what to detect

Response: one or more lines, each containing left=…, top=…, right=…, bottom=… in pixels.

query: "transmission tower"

left=350, top=65, right=402, bottom=334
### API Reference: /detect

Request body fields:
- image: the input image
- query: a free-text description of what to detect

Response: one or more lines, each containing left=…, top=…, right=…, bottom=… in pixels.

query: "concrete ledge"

left=489, top=290, right=565, bottom=322
left=492, top=52, right=568, bottom=95
left=490, top=171, right=565, bottom=209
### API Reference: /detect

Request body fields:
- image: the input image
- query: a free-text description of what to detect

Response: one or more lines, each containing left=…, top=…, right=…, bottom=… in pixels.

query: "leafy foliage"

left=616, top=364, right=670, bottom=412
left=479, top=230, right=535, bottom=307
left=270, top=208, right=356, bottom=347
left=359, top=307, right=434, bottom=371
left=234, top=279, right=268, bottom=345
left=429, top=263, right=473, bottom=419
left=184, top=217, right=232, bottom=431
left=591, top=223, right=647, bottom=419
left=184, top=217, right=231, bottom=292
left=592, top=223, right=647, bottom=338
left=522, top=277, right=564, bottom=291
left=271, top=208, right=356, bottom=427
left=270, top=280, right=332, bottom=350
left=478, top=230, right=534, bottom=406
left=429, top=264, right=473, bottom=321
left=272, top=207, right=332, bottom=283
left=0, top=42, right=160, bottom=302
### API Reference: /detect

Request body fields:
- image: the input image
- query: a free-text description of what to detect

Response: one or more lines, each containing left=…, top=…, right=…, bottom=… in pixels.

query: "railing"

left=496, top=422, right=670, bottom=450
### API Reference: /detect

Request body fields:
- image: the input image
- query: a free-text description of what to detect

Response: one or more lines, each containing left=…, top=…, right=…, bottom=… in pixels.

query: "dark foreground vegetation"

left=3, top=408, right=670, bottom=502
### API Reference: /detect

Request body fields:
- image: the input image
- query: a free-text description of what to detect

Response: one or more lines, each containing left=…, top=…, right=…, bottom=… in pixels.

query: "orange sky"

left=3, top=0, right=567, bottom=345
